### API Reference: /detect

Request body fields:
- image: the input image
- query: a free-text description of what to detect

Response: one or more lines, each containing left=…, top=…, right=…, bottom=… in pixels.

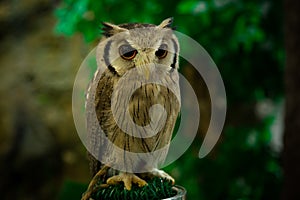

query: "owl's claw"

left=107, top=172, right=148, bottom=190
left=143, top=169, right=175, bottom=185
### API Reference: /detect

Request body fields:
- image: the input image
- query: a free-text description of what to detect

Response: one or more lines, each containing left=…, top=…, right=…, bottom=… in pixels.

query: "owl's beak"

left=135, top=52, right=154, bottom=80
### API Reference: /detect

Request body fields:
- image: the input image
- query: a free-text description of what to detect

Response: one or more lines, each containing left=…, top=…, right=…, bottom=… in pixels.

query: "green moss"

left=91, top=177, right=176, bottom=200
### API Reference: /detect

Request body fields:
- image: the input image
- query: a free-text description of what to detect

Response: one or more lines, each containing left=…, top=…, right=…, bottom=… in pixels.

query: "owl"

left=82, top=18, right=180, bottom=199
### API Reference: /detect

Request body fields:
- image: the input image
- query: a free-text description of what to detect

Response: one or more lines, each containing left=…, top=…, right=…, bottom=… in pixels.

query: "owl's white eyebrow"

left=125, top=40, right=137, bottom=49
left=154, top=39, right=163, bottom=50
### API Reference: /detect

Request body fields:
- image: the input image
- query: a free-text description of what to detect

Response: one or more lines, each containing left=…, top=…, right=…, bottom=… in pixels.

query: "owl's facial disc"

left=111, top=26, right=178, bottom=78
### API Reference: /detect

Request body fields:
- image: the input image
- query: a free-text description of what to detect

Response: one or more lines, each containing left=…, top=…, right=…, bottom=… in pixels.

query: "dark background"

left=0, top=0, right=299, bottom=199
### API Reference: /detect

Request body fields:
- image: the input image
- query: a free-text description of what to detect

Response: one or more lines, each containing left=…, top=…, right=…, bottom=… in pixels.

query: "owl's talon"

left=107, top=172, right=148, bottom=190
left=144, top=169, right=175, bottom=185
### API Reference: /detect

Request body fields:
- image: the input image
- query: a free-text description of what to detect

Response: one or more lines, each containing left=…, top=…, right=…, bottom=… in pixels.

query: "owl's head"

left=96, top=18, right=179, bottom=78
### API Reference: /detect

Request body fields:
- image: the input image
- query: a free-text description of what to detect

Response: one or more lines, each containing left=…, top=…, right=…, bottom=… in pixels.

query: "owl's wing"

left=85, top=56, right=110, bottom=176
left=85, top=80, right=101, bottom=175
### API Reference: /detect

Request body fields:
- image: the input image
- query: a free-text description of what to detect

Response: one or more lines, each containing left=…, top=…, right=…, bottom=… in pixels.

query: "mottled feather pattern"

left=95, top=70, right=180, bottom=153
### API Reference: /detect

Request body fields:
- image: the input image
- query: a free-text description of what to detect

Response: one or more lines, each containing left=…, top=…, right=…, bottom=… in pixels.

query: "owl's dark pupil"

left=119, top=45, right=137, bottom=60
left=123, top=51, right=135, bottom=57
left=155, top=44, right=168, bottom=59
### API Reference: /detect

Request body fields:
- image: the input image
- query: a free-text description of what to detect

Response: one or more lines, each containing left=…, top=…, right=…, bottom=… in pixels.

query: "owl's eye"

left=119, top=45, right=137, bottom=60
left=155, top=44, right=168, bottom=59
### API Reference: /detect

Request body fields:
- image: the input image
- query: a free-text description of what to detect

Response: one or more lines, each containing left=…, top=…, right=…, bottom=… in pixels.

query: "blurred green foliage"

left=58, top=180, right=87, bottom=200
left=55, top=0, right=283, bottom=199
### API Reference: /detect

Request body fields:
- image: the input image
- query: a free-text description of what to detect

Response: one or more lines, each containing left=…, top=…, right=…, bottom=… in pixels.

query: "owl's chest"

left=95, top=69, right=180, bottom=127
left=130, top=83, right=163, bottom=103
left=93, top=70, right=180, bottom=153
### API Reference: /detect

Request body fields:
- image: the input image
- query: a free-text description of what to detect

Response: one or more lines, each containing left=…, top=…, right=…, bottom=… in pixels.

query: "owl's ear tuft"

left=101, top=22, right=128, bottom=37
left=158, top=17, right=174, bottom=29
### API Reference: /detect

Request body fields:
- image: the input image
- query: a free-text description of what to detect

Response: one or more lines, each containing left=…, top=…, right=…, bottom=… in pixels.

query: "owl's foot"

left=142, top=169, right=175, bottom=185
left=81, top=165, right=109, bottom=200
left=107, top=172, right=148, bottom=190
